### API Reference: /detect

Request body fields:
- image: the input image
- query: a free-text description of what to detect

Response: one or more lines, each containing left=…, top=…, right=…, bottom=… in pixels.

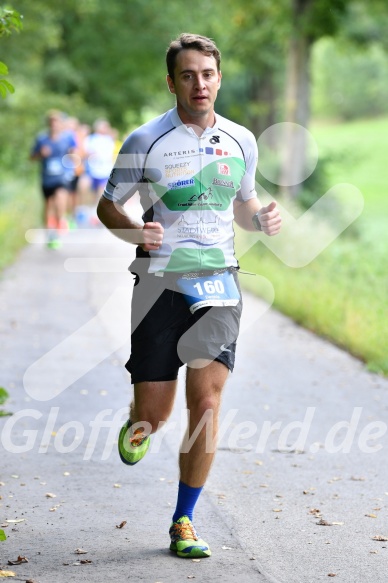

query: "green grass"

left=238, top=116, right=388, bottom=375
left=0, top=178, right=41, bottom=273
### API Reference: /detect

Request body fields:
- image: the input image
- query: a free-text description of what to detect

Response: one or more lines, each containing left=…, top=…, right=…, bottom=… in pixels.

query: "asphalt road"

left=1, top=220, right=387, bottom=583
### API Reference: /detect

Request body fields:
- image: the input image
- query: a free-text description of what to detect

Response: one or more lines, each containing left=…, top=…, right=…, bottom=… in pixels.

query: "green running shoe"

left=169, top=516, right=211, bottom=558
left=47, top=236, right=62, bottom=249
left=118, top=419, right=150, bottom=466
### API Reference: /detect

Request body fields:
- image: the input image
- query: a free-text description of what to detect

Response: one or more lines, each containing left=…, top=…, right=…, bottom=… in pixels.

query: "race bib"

left=46, top=157, right=63, bottom=176
left=176, top=271, right=240, bottom=314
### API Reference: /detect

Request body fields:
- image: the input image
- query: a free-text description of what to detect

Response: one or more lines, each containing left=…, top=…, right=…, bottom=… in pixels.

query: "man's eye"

left=183, top=74, right=193, bottom=80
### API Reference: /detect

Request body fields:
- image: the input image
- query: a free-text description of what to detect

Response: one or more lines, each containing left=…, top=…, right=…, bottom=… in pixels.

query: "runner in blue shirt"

left=97, top=33, right=281, bottom=558
left=31, top=110, right=76, bottom=247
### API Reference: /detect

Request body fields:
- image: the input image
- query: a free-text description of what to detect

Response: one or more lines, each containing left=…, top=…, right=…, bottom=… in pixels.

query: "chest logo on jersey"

left=210, top=135, right=220, bottom=144
left=165, top=162, right=195, bottom=178
left=167, top=178, right=195, bottom=190
left=164, top=150, right=196, bottom=157
left=217, top=163, right=231, bottom=176
left=212, top=178, right=234, bottom=188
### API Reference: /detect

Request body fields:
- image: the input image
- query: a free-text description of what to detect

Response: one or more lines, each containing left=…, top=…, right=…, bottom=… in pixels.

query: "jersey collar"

left=171, top=107, right=220, bottom=136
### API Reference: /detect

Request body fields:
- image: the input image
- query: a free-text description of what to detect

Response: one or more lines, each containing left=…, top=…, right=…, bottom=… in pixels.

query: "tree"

left=280, top=0, right=348, bottom=196
left=0, top=6, right=22, bottom=97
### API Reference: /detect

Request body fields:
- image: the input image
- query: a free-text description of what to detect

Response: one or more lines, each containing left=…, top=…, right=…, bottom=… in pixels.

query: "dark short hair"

left=166, top=33, right=221, bottom=80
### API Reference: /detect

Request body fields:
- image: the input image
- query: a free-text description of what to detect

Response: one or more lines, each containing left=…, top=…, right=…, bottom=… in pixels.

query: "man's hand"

left=40, top=145, right=52, bottom=158
left=258, top=202, right=281, bottom=236
left=141, top=222, right=164, bottom=251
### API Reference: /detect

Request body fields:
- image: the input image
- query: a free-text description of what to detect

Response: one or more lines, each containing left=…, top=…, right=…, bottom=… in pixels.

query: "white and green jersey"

left=103, top=107, right=258, bottom=274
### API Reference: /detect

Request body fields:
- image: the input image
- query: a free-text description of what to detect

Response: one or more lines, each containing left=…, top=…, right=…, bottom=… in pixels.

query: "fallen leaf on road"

left=332, top=522, right=344, bottom=526
left=371, top=535, right=388, bottom=541
left=7, top=556, right=28, bottom=565
left=45, top=493, right=56, bottom=498
left=80, top=559, right=92, bottom=564
left=0, top=571, right=16, bottom=578
left=327, top=574, right=337, bottom=577
left=370, top=550, right=378, bottom=554
left=365, top=514, right=377, bottom=518
left=255, top=460, right=263, bottom=466
left=192, top=559, right=201, bottom=562
left=350, top=476, right=365, bottom=481
left=113, top=484, right=121, bottom=488
left=5, top=520, right=24, bottom=524
left=63, top=472, right=70, bottom=476
left=221, top=546, right=232, bottom=550
left=309, top=508, right=321, bottom=516
left=242, top=471, right=253, bottom=475
left=116, top=521, right=127, bottom=529
left=187, top=577, right=195, bottom=579
left=317, top=519, right=332, bottom=526
left=273, top=509, right=282, bottom=513
left=328, top=477, right=342, bottom=484
left=74, top=548, right=88, bottom=554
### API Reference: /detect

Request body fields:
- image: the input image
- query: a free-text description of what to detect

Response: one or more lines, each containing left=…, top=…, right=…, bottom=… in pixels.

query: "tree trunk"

left=249, top=71, right=277, bottom=144
left=280, top=0, right=313, bottom=197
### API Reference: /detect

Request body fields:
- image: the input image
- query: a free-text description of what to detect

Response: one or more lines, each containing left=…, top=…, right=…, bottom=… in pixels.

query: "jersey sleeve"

left=236, top=130, right=258, bottom=202
left=103, top=130, right=147, bottom=205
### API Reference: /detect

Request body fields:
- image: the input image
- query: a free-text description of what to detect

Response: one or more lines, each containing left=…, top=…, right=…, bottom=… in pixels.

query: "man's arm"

left=233, top=197, right=281, bottom=236
left=97, top=196, right=164, bottom=251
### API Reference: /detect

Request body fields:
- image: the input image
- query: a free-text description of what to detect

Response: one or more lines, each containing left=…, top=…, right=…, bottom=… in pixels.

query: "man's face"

left=167, top=49, right=221, bottom=122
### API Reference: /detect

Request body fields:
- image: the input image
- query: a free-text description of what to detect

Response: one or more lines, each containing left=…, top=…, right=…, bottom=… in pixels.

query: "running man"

left=97, top=33, right=281, bottom=558
left=30, top=110, right=76, bottom=247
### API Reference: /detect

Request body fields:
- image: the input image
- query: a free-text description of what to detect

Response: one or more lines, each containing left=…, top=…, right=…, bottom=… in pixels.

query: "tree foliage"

left=0, top=6, right=22, bottom=97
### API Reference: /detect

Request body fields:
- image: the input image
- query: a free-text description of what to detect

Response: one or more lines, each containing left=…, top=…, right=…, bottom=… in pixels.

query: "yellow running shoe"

left=169, top=516, right=211, bottom=558
left=118, top=419, right=150, bottom=466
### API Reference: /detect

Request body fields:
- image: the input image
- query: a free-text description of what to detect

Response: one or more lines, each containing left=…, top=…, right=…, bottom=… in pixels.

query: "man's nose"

left=193, top=75, right=206, bottom=89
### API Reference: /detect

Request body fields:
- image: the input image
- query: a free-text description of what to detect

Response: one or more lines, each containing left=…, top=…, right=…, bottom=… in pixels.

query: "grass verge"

left=0, top=178, right=41, bottom=273
left=237, top=116, right=388, bottom=376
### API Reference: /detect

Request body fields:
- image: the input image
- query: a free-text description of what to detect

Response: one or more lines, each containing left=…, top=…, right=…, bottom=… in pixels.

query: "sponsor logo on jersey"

left=200, top=147, right=231, bottom=156
left=218, top=163, right=231, bottom=176
left=165, top=162, right=195, bottom=178
left=210, top=135, right=220, bottom=144
left=177, top=215, right=220, bottom=240
left=164, top=150, right=197, bottom=157
left=177, top=187, right=222, bottom=208
left=212, top=178, right=234, bottom=188
left=167, top=178, right=195, bottom=190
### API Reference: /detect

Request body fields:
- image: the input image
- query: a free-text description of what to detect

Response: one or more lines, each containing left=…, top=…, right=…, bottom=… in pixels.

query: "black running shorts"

left=126, top=263, right=242, bottom=384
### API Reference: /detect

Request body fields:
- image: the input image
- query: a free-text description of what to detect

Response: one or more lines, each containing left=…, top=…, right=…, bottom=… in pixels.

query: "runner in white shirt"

left=97, top=33, right=281, bottom=559
left=85, top=119, right=115, bottom=197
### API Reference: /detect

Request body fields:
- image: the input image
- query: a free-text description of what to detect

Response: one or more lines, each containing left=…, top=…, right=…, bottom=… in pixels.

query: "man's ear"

left=166, top=75, right=176, bottom=94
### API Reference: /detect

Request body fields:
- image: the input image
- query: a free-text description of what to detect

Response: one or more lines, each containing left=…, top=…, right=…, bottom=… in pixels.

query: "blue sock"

left=172, top=481, right=203, bottom=523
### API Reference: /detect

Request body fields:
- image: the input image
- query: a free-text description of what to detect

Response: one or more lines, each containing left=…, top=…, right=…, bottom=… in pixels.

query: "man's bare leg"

left=180, top=360, right=229, bottom=486
left=130, top=380, right=178, bottom=434
left=169, top=360, right=228, bottom=558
